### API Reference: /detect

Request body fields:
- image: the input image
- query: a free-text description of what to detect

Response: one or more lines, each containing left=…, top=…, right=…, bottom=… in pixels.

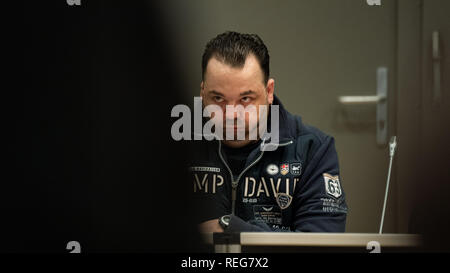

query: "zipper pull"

left=231, top=182, right=238, bottom=215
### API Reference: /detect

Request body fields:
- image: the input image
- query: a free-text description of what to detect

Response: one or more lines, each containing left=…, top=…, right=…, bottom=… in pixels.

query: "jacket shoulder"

left=291, top=115, right=334, bottom=164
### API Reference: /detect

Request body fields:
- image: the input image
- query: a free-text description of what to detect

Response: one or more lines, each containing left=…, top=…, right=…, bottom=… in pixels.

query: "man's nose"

left=224, top=103, right=242, bottom=120
left=225, top=106, right=238, bottom=120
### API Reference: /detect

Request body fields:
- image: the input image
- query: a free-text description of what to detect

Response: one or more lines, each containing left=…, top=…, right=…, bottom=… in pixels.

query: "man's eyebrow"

left=208, top=90, right=224, bottom=96
left=240, top=90, right=257, bottom=96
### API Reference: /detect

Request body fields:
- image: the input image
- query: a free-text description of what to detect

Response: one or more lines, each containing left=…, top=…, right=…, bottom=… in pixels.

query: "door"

left=396, top=0, right=450, bottom=236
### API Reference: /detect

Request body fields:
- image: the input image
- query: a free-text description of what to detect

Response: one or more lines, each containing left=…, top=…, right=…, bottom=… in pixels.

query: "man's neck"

left=221, top=139, right=260, bottom=149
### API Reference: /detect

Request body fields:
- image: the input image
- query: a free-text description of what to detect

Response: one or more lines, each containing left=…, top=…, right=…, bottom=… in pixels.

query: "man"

left=191, top=31, right=347, bottom=233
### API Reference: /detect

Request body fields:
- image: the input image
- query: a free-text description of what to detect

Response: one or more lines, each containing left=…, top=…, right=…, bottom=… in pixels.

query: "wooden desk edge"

left=201, top=232, right=423, bottom=248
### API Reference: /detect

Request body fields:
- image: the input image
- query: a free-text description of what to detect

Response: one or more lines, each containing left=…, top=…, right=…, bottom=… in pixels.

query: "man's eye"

left=241, top=97, right=252, bottom=103
left=213, top=96, right=224, bottom=103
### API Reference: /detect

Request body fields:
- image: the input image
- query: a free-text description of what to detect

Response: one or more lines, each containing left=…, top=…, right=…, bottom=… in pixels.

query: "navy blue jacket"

left=189, top=96, right=347, bottom=232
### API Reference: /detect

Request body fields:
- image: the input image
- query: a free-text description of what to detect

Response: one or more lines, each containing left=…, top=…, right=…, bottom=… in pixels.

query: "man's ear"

left=266, top=78, right=275, bottom=104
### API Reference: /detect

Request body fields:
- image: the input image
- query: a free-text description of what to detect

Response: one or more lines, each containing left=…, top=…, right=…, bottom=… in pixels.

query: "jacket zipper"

left=217, top=139, right=293, bottom=215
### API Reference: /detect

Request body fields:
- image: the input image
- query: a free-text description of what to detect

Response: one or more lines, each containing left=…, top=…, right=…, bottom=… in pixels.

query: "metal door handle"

left=338, top=67, right=388, bottom=145
left=338, top=95, right=386, bottom=105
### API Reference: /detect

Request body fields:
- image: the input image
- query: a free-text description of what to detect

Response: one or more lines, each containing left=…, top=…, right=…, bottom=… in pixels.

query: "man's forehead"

left=208, top=89, right=258, bottom=97
left=203, top=55, right=265, bottom=88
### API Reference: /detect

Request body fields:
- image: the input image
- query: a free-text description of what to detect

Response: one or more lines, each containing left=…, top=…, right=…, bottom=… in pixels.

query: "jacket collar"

left=261, top=95, right=299, bottom=147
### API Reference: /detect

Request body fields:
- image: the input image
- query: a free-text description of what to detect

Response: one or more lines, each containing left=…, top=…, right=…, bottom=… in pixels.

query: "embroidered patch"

left=323, top=173, right=342, bottom=199
left=280, top=163, right=289, bottom=176
left=276, top=192, right=293, bottom=209
left=290, top=162, right=302, bottom=175
left=266, top=164, right=279, bottom=175
left=253, top=205, right=282, bottom=225
left=189, top=166, right=220, bottom=173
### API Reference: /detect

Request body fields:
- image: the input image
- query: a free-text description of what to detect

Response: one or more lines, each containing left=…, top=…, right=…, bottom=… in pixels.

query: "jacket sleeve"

left=226, top=135, right=348, bottom=232
left=291, top=135, right=347, bottom=232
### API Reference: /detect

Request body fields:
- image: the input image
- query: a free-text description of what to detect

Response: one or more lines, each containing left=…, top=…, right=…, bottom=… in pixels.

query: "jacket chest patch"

left=266, top=162, right=302, bottom=176
left=276, top=193, right=293, bottom=209
left=189, top=166, right=221, bottom=173
left=266, top=164, right=279, bottom=175
left=280, top=163, right=289, bottom=175
left=190, top=171, right=225, bottom=193
left=290, top=162, right=302, bottom=175
left=243, top=176, right=298, bottom=198
left=252, top=205, right=282, bottom=225
left=189, top=164, right=226, bottom=193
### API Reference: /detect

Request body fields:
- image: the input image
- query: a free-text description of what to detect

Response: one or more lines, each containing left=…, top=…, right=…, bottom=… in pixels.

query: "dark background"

left=12, top=0, right=201, bottom=252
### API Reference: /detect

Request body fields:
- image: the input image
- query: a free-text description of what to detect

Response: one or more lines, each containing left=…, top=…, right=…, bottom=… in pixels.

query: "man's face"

left=201, top=54, right=274, bottom=148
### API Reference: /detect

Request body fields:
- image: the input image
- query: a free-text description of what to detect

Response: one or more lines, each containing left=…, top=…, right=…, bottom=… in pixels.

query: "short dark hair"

left=201, top=31, right=270, bottom=83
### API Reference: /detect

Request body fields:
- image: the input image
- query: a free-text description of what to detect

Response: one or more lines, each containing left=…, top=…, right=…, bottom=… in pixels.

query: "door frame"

left=395, top=0, right=423, bottom=233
